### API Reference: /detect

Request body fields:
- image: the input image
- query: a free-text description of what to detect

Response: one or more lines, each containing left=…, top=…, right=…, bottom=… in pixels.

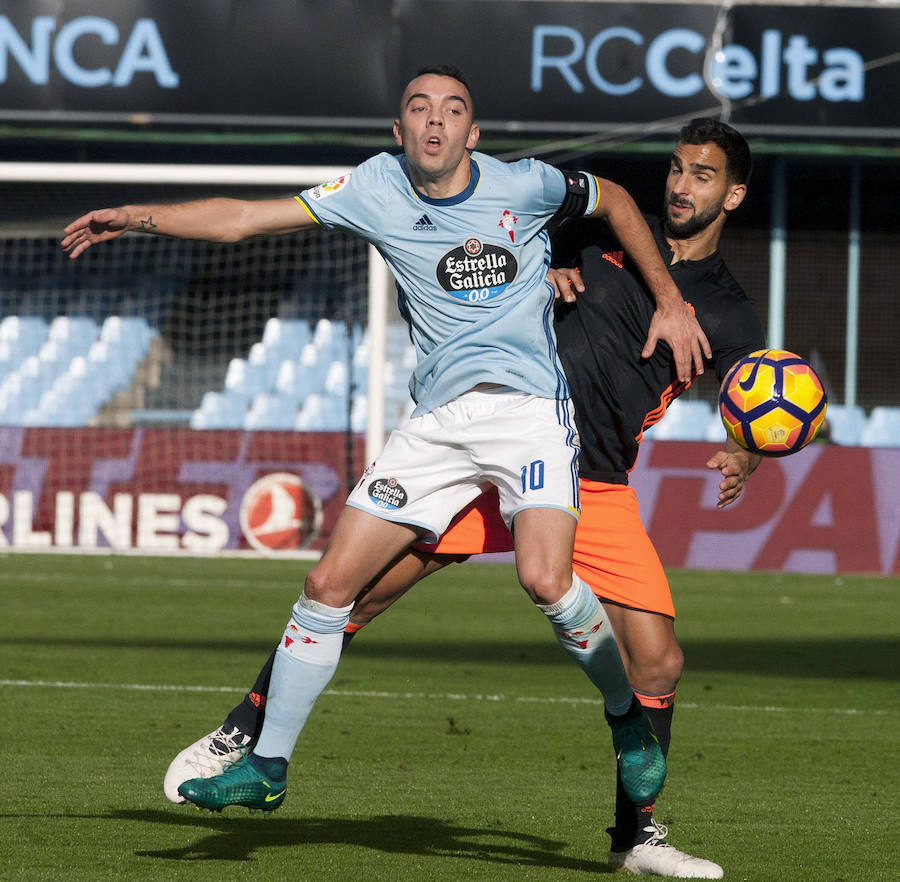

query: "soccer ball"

left=719, top=349, right=827, bottom=457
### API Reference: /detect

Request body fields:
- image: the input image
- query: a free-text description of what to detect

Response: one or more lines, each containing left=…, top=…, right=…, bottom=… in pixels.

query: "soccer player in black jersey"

left=165, top=119, right=763, bottom=878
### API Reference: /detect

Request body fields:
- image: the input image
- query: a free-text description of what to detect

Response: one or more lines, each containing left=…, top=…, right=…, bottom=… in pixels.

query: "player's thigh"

left=306, top=506, right=421, bottom=606
left=352, top=550, right=459, bottom=624
left=512, top=506, right=577, bottom=604
left=346, top=415, right=484, bottom=540
left=475, top=394, right=580, bottom=522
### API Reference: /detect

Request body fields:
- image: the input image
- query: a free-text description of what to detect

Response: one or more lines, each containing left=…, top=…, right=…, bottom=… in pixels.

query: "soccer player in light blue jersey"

left=63, top=65, right=711, bottom=815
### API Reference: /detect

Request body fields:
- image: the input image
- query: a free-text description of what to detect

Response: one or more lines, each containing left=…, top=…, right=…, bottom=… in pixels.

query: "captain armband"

left=555, top=170, right=594, bottom=220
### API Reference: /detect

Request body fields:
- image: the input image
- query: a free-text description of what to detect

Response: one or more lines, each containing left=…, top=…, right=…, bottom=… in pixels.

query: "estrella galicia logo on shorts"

left=436, top=238, right=518, bottom=303
left=368, top=477, right=408, bottom=510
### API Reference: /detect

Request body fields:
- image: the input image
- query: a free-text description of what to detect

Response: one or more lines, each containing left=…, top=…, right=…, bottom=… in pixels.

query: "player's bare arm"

left=589, top=178, right=711, bottom=383
left=62, top=196, right=313, bottom=259
left=706, top=438, right=762, bottom=508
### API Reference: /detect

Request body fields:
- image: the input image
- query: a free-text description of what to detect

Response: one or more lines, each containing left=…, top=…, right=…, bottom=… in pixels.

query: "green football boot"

left=178, top=753, right=286, bottom=814
left=607, top=701, right=667, bottom=804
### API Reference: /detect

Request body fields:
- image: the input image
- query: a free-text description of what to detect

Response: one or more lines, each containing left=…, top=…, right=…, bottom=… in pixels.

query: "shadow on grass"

left=2, top=634, right=897, bottom=681
left=89, top=809, right=610, bottom=871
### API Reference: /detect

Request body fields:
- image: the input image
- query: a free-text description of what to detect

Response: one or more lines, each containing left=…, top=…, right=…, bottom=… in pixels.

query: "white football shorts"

left=346, top=386, right=581, bottom=540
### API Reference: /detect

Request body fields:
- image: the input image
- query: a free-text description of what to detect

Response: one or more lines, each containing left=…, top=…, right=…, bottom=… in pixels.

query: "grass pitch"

left=1, top=553, right=897, bottom=881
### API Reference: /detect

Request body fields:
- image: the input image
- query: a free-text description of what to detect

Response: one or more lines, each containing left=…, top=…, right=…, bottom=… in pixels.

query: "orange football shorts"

left=417, top=479, right=674, bottom=618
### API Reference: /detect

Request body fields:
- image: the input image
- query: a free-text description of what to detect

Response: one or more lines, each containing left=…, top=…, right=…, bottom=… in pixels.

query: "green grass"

left=1, top=554, right=897, bottom=881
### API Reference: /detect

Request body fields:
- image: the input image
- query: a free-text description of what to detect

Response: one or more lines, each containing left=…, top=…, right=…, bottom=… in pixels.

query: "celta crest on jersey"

left=436, top=238, right=518, bottom=302
left=498, top=209, right=518, bottom=242
left=307, top=173, right=351, bottom=202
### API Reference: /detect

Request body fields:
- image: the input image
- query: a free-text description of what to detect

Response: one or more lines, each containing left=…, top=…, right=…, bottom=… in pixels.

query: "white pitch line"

left=0, top=571, right=299, bottom=590
left=0, top=679, right=890, bottom=716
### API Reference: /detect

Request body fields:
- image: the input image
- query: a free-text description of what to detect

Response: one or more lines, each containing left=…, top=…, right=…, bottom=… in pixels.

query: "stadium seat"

left=47, top=316, right=99, bottom=358
left=350, top=394, right=368, bottom=432
left=860, top=406, right=900, bottom=447
left=323, top=360, right=351, bottom=400
left=705, top=411, right=728, bottom=443
left=100, top=316, right=155, bottom=360
left=295, top=392, right=348, bottom=430
left=643, top=399, right=713, bottom=441
left=87, top=340, right=135, bottom=393
left=261, top=317, right=311, bottom=363
left=0, top=316, right=49, bottom=359
left=224, top=356, right=268, bottom=402
left=312, top=318, right=349, bottom=358
left=243, top=392, right=298, bottom=430
left=24, top=384, right=96, bottom=427
left=189, top=391, right=247, bottom=429
left=36, top=339, right=75, bottom=382
left=299, top=343, right=329, bottom=388
left=0, top=357, right=56, bottom=424
left=823, top=404, right=867, bottom=446
left=275, top=346, right=331, bottom=401
left=352, top=342, right=370, bottom=388
left=247, top=341, right=281, bottom=390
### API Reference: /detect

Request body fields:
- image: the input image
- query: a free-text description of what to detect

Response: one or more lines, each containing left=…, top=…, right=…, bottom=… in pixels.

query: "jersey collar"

left=401, top=155, right=481, bottom=206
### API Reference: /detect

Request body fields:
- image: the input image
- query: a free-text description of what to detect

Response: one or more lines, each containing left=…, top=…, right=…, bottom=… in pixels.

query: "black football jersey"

left=552, top=215, right=766, bottom=483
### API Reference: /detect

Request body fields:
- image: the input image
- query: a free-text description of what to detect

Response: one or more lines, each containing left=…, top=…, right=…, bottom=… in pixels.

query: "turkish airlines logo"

left=240, top=473, right=323, bottom=552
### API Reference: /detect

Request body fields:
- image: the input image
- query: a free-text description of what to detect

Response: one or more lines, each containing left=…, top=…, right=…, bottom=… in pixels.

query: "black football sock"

left=609, top=693, right=675, bottom=850
left=222, top=650, right=276, bottom=740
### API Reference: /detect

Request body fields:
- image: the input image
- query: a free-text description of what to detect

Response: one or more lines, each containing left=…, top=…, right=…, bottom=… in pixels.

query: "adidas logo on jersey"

left=413, top=213, right=437, bottom=232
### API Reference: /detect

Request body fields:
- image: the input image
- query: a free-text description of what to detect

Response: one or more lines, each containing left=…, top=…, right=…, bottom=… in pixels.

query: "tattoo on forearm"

left=139, top=216, right=157, bottom=231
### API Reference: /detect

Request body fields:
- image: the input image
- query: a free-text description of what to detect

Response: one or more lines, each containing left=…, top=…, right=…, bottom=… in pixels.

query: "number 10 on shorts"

left=521, top=460, right=545, bottom=493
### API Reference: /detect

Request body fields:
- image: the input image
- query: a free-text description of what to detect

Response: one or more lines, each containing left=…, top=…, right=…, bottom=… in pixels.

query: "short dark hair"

left=679, top=118, right=752, bottom=186
left=414, top=64, right=471, bottom=93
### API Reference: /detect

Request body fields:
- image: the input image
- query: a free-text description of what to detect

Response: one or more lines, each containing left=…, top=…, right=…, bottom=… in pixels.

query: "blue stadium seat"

left=860, top=407, right=900, bottom=447
left=223, top=356, right=268, bottom=402
left=323, top=360, right=351, bottom=401
left=0, top=316, right=49, bottom=360
left=261, top=317, right=311, bottom=363
left=189, top=391, right=247, bottom=429
left=100, top=316, right=155, bottom=360
left=295, top=393, right=348, bottom=431
left=643, top=399, right=713, bottom=441
left=312, top=318, right=350, bottom=359
left=705, top=411, right=728, bottom=443
left=824, top=404, right=867, bottom=446
left=47, top=316, right=99, bottom=359
left=243, top=392, right=298, bottom=430
left=350, top=394, right=368, bottom=432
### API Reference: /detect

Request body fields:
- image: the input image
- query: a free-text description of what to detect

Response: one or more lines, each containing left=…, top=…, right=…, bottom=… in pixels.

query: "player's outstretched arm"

left=61, top=197, right=314, bottom=259
left=706, top=438, right=762, bottom=508
left=589, top=178, right=711, bottom=383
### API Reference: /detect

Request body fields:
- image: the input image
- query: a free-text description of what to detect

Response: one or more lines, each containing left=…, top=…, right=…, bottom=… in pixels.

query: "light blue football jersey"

left=296, top=151, right=599, bottom=414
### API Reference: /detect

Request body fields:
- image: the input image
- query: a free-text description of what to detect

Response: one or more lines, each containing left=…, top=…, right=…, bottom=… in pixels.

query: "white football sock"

left=537, top=573, right=634, bottom=716
left=253, top=592, right=353, bottom=760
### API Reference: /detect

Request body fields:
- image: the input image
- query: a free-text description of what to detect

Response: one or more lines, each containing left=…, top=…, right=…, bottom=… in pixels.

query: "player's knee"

left=303, top=564, right=350, bottom=608
left=518, top=567, right=572, bottom=605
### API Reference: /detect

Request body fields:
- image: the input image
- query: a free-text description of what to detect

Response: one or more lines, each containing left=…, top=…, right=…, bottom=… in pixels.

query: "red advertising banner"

left=0, top=427, right=363, bottom=555
left=0, top=428, right=896, bottom=575
left=630, top=441, right=898, bottom=576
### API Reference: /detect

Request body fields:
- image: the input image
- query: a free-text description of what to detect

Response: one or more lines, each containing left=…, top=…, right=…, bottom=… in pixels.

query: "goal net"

left=0, top=162, right=403, bottom=557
